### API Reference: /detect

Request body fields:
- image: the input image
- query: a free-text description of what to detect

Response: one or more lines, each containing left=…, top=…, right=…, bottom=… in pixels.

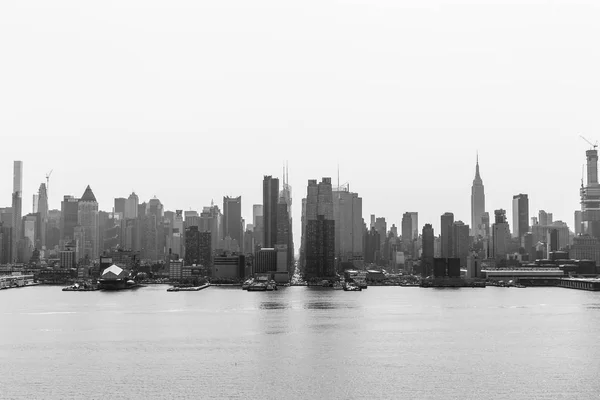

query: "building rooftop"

left=80, top=185, right=97, bottom=202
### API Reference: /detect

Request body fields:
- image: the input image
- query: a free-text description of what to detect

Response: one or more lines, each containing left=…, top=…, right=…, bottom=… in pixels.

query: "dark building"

left=213, top=254, right=245, bottom=279
left=549, top=229, right=559, bottom=253
left=0, top=224, right=12, bottom=264
left=254, top=248, right=277, bottom=274
left=512, top=193, right=530, bottom=242
left=223, top=196, right=242, bottom=248
left=276, top=202, right=290, bottom=255
left=114, top=198, right=126, bottom=215
left=199, top=231, right=212, bottom=269
left=184, top=226, right=200, bottom=266
left=263, top=176, right=279, bottom=248
left=440, top=212, right=454, bottom=258
left=364, top=227, right=381, bottom=264
left=304, top=178, right=335, bottom=278
left=60, top=195, right=79, bottom=243
left=421, top=224, right=434, bottom=277
left=452, top=221, right=470, bottom=267
left=433, top=258, right=447, bottom=278
left=447, top=258, right=461, bottom=278
left=432, top=257, right=461, bottom=278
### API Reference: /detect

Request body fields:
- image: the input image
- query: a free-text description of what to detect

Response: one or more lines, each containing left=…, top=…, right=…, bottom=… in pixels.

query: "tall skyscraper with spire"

left=12, top=161, right=23, bottom=262
left=471, top=154, right=486, bottom=238
left=77, top=185, right=99, bottom=260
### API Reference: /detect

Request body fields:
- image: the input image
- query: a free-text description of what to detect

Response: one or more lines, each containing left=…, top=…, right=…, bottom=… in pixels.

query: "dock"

left=167, top=283, right=211, bottom=292
left=558, top=278, right=600, bottom=291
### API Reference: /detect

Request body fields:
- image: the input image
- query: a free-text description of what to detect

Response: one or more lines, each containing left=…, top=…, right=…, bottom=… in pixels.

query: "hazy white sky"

left=1, top=0, right=599, bottom=246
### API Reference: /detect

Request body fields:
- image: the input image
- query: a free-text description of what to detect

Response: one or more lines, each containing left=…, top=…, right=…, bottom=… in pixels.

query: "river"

left=1, top=285, right=599, bottom=399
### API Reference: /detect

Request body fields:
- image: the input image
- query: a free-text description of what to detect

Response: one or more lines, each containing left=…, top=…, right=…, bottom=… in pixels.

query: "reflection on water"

left=259, top=301, right=289, bottom=310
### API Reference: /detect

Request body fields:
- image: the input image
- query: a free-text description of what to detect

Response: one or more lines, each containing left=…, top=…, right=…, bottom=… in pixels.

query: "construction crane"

left=580, top=135, right=598, bottom=150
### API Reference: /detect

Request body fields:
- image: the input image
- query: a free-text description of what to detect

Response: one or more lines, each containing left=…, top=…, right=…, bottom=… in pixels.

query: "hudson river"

left=1, top=285, right=600, bottom=399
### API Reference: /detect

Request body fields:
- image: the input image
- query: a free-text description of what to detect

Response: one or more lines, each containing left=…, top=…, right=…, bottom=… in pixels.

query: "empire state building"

left=471, top=155, right=486, bottom=238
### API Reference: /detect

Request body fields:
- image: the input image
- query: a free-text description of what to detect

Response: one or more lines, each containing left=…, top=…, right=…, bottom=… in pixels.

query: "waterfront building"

left=570, top=235, right=600, bottom=266
left=77, top=186, right=99, bottom=260
left=213, top=254, right=245, bottom=279
left=0, top=223, right=12, bottom=264
left=263, top=176, right=279, bottom=248
left=471, top=155, right=486, bottom=238
left=512, top=194, right=530, bottom=241
left=440, top=212, right=454, bottom=258
left=254, top=247, right=277, bottom=274
left=59, top=248, right=76, bottom=269
left=223, top=196, right=243, bottom=248
left=303, top=178, right=335, bottom=278
left=421, top=224, right=434, bottom=277
left=333, top=185, right=363, bottom=262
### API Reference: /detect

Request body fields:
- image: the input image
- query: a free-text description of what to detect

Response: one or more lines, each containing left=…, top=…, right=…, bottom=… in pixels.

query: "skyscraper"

left=114, top=198, right=126, bottom=216
left=263, top=176, right=279, bottom=248
left=60, top=195, right=79, bottom=244
left=492, top=209, right=510, bottom=260
left=333, top=185, right=363, bottom=262
left=252, top=204, right=264, bottom=250
left=580, top=147, right=600, bottom=238
left=471, top=155, right=486, bottom=238
left=401, top=212, right=414, bottom=256
left=77, top=186, right=99, bottom=260
left=279, top=166, right=294, bottom=273
left=304, top=178, right=335, bottom=278
left=440, top=212, right=454, bottom=258
left=38, top=183, right=48, bottom=248
left=422, top=224, right=434, bottom=277
left=223, top=196, right=242, bottom=249
left=452, top=221, right=470, bottom=267
left=125, top=192, right=139, bottom=219
left=12, top=161, right=23, bottom=262
left=512, top=194, right=529, bottom=241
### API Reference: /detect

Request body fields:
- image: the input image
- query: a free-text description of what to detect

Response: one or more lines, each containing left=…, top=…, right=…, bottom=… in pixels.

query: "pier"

left=559, top=278, right=600, bottom=291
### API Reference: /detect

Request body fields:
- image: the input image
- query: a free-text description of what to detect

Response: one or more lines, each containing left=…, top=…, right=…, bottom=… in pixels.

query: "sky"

left=1, top=0, right=600, bottom=251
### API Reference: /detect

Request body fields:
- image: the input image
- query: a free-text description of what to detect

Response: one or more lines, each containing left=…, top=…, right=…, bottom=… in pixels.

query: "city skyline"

left=0, top=150, right=589, bottom=254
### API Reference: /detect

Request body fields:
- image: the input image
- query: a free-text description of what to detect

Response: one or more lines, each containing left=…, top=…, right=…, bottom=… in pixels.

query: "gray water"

left=1, top=285, right=600, bottom=399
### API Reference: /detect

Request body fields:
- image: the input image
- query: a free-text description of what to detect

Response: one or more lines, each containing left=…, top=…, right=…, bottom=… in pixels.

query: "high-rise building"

left=421, top=224, right=434, bottom=277
left=401, top=213, right=415, bottom=256
left=512, top=194, right=529, bottom=241
left=263, top=176, right=279, bottom=248
left=252, top=204, right=264, bottom=249
left=125, top=192, right=139, bottom=219
left=60, top=195, right=79, bottom=244
left=184, top=226, right=200, bottom=266
left=333, top=185, right=363, bottom=262
left=374, top=217, right=387, bottom=252
left=580, top=147, right=600, bottom=238
left=38, top=183, right=48, bottom=248
left=223, top=196, right=242, bottom=248
left=254, top=247, right=277, bottom=274
left=471, top=155, right=486, bottom=238
left=199, top=204, right=222, bottom=252
left=539, top=210, right=550, bottom=227
left=114, top=198, right=126, bottom=216
left=575, top=210, right=583, bottom=236
left=452, top=221, right=470, bottom=267
left=77, top=186, right=99, bottom=260
left=279, top=166, right=294, bottom=274
left=276, top=202, right=290, bottom=268
left=12, top=161, right=23, bottom=262
left=440, top=212, right=454, bottom=258
left=492, top=209, right=510, bottom=260
left=304, top=178, right=335, bottom=278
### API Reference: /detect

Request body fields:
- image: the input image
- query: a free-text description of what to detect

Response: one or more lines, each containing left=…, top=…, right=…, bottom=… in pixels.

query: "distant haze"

left=1, top=0, right=599, bottom=249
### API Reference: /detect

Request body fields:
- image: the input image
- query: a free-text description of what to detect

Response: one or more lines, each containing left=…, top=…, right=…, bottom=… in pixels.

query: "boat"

left=321, top=280, right=333, bottom=288
left=62, top=282, right=99, bottom=292
left=333, top=281, right=344, bottom=290
left=247, top=282, right=268, bottom=292
left=343, top=282, right=362, bottom=291
left=242, top=279, right=254, bottom=290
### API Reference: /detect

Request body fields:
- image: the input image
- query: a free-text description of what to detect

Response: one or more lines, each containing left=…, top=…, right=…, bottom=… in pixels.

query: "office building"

left=452, top=221, right=470, bottom=267
left=574, top=210, right=583, bottom=236
left=471, top=155, right=486, bottom=238
left=223, top=196, right=242, bottom=249
left=570, top=235, right=600, bottom=266
left=421, top=224, right=434, bottom=277
left=114, top=198, right=126, bottom=216
left=580, top=147, right=600, bottom=238
left=333, top=185, right=363, bottom=263
left=12, top=161, right=23, bottom=262
left=492, top=209, right=510, bottom=260
left=77, top=186, right=99, bottom=260
left=279, top=167, right=294, bottom=273
left=213, top=254, right=245, bottom=279
left=304, top=178, right=335, bottom=278
left=254, top=247, right=277, bottom=274
left=402, top=212, right=417, bottom=256
left=263, top=176, right=279, bottom=248
left=125, top=192, right=139, bottom=219
left=60, top=195, right=79, bottom=244
left=440, top=212, right=454, bottom=258
left=252, top=204, right=264, bottom=248
left=512, top=194, right=529, bottom=241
